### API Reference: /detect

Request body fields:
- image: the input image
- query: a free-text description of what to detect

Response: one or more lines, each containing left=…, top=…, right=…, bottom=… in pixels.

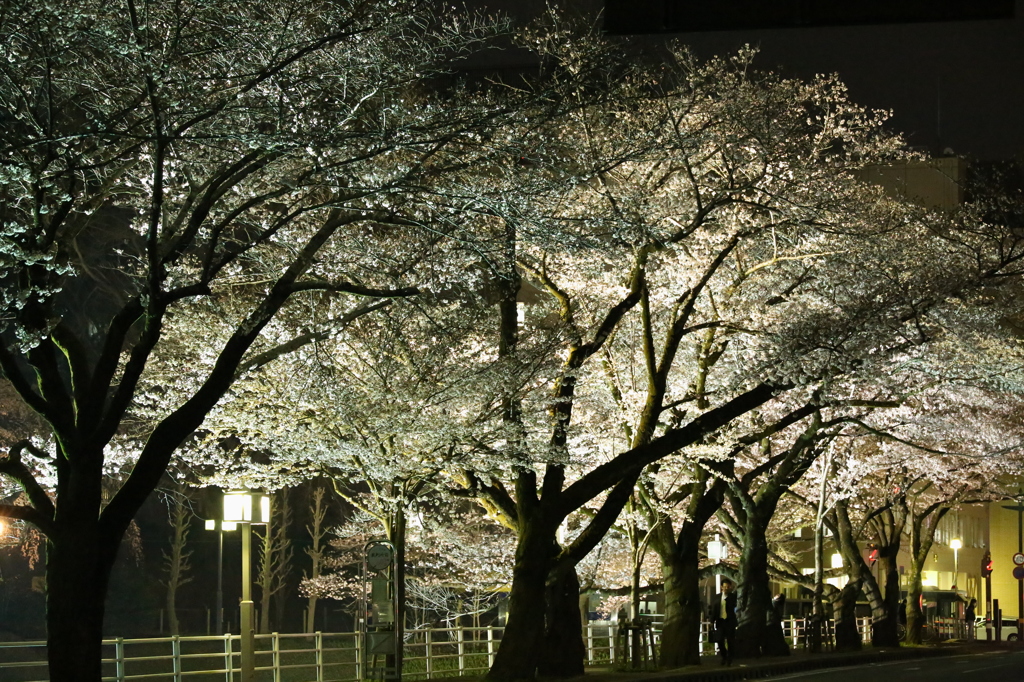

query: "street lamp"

left=222, top=490, right=271, bottom=682
left=204, top=516, right=238, bottom=634
left=950, top=538, right=962, bottom=590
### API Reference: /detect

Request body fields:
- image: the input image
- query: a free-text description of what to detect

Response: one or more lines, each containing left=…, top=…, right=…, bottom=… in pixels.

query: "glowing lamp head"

left=222, top=490, right=271, bottom=524
left=950, top=538, right=962, bottom=550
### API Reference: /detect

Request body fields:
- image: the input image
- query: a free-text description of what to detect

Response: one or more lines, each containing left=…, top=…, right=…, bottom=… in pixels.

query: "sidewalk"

left=572, top=642, right=990, bottom=682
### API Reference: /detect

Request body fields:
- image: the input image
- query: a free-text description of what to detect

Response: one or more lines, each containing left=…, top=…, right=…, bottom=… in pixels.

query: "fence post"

left=487, top=628, right=496, bottom=667
left=457, top=627, right=465, bottom=674
left=315, top=632, right=324, bottom=682
left=586, top=623, right=594, bottom=664
left=172, top=635, right=182, bottom=682
left=224, top=634, right=233, bottom=682
left=609, top=624, right=616, bottom=663
left=425, top=628, right=433, bottom=678
left=355, top=630, right=363, bottom=682
left=272, top=632, right=281, bottom=682
left=115, top=637, right=126, bottom=682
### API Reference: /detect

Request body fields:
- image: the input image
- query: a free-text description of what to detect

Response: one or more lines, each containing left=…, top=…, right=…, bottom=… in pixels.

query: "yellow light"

left=950, top=538, right=962, bottom=550
left=831, top=553, right=843, bottom=569
left=223, top=492, right=252, bottom=522
left=205, top=519, right=215, bottom=531
left=222, top=521, right=237, bottom=531
left=222, top=490, right=270, bottom=524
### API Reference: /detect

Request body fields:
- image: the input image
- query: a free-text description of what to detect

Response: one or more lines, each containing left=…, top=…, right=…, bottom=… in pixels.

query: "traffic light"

left=982, top=551, right=993, bottom=577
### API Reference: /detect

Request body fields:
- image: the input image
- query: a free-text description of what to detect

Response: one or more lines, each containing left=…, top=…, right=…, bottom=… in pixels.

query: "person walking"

left=709, top=578, right=738, bottom=665
left=965, top=598, right=977, bottom=640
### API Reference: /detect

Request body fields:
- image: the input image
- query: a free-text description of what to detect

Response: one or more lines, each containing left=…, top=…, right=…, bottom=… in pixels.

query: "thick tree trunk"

left=734, top=520, right=789, bottom=658
left=538, top=567, right=585, bottom=677
left=46, top=519, right=113, bottom=682
left=656, top=531, right=703, bottom=667
left=486, top=522, right=554, bottom=681
left=871, top=549, right=902, bottom=647
left=905, top=562, right=925, bottom=644
left=832, top=581, right=863, bottom=652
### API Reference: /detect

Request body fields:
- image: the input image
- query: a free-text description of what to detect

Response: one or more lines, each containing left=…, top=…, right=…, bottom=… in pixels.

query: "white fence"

left=0, top=618, right=877, bottom=682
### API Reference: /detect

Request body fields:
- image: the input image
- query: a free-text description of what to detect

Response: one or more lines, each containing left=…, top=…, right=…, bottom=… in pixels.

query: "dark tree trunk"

left=735, top=517, right=789, bottom=658
left=538, top=567, right=585, bottom=677
left=656, top=529, right=704, bottom=667
left=46, top=503, right=117, bottom=682
left=832, top=581, right=863, bottom=652
left=871, top=549, right=902, bottom=647
left=486, top=521, right=555, bottom=681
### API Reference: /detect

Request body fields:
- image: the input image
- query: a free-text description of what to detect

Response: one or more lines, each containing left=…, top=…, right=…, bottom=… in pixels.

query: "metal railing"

left=0, top=617, right=877, bottom=682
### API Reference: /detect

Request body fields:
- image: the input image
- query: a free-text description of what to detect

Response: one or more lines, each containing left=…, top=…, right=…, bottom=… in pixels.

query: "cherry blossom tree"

left=0, top=0, right=527, bottom=678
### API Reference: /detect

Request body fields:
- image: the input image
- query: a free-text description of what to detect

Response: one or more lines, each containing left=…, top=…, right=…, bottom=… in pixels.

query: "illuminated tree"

left=0, top=0, right=517, bottom=678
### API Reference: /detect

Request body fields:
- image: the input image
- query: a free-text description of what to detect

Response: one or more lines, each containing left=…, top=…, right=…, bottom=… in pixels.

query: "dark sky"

left=647, top=0, right=1024, bottom=159
left=467, top=0, right=1024, bottom=160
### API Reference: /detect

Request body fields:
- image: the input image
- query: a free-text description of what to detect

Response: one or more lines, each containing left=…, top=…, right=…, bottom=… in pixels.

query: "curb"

left=638, top=646, right=958, bottom=682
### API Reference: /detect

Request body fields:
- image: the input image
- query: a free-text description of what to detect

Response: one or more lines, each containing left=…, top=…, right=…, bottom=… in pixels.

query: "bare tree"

left=304, top=486, right=329, bottom=633
left=257, top=491, right=293, bottom=634
left=162, top=488, right=194, bottom=636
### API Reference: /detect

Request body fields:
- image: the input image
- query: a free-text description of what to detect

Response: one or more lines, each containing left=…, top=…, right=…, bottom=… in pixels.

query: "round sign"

left=1014, top=552, right=1024, bottom=566
left=366, top=543, right=394, bottom=571
left=1014, top=566, right=1024, bottom=580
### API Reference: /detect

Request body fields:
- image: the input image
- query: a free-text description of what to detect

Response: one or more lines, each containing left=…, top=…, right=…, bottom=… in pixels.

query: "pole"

left=217, top=528, right=225, bottom=634
left=241, top=522, right=255, bottom=682
left=1011, top=491, right=1019, bottom=638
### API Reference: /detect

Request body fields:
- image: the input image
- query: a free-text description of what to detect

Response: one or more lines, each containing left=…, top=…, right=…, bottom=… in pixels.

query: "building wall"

left=858, top=157, right=966, bottom=211
left=989, top=501, right=1024, bottom=621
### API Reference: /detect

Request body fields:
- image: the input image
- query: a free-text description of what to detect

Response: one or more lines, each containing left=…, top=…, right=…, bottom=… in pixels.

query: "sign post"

left=362, top=540, right=400, bottom=681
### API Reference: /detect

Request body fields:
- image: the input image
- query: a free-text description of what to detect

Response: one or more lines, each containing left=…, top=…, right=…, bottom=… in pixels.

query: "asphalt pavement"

left=758, top=649, right=1024, bottom=681
left=574, top=643, right=1017, bottom=682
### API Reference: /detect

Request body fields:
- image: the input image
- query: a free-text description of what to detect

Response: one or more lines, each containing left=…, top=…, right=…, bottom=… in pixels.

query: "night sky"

left=470, top=0, right=1024, bottom=160
left=643, top=1, right=1024, bottom=160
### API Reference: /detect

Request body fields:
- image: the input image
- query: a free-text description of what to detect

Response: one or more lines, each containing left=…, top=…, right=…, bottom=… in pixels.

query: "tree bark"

left=46, top=501, right=116, bottom=682
left=538, top=567, right=585, bottom=677
left=486, top=519, right=556, bottom=681
left=831, top=501, right=887, bottom=649
left=734, top=514, right=789, bottom=658
left=655, top=532, right=704, bottom=667
left=871, top=546, right=903, bottom=647
left=832, top=581, right=863, bottom=652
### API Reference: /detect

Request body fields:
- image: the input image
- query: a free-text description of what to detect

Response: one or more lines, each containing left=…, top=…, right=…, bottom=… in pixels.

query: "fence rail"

left=0, top=617, right=885, bottom=682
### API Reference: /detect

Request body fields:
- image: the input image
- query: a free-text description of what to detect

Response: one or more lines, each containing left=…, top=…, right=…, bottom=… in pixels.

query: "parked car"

left=976, top=617, right=1021, bottom=641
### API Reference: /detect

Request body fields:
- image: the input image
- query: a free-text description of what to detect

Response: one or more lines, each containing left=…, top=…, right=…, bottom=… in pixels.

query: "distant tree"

left=161, top=487, right=194, bottom=636
left=257, top=490, right=293, bottom=634
left=303, top=486, right=329, bottom=634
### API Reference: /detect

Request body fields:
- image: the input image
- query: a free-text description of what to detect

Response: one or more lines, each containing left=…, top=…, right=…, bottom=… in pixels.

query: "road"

left=760, top=650, right=1024, bottom=682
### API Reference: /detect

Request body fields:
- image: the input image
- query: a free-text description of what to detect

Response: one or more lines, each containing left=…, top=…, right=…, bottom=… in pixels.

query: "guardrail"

left=0, top=618, right=877, bottom=682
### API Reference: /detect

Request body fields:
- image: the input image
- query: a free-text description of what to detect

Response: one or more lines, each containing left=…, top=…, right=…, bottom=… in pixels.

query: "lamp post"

left=204, top=517, right=238, bottom=634
left=950, top=538, right=962, bottom=591
left=223, top=490, right=271, bottom=682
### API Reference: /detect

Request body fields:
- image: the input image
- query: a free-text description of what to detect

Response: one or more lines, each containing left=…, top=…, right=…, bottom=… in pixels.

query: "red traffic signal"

left=982, top=552, right=993, bottom=577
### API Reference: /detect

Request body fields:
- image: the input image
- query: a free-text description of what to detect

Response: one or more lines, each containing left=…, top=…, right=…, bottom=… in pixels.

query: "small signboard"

left=367, top=543, right=394, bottom=571
left=1012, top=566, right=1024, bottom=580
left=1013, top=552, right=1024, bottom=566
